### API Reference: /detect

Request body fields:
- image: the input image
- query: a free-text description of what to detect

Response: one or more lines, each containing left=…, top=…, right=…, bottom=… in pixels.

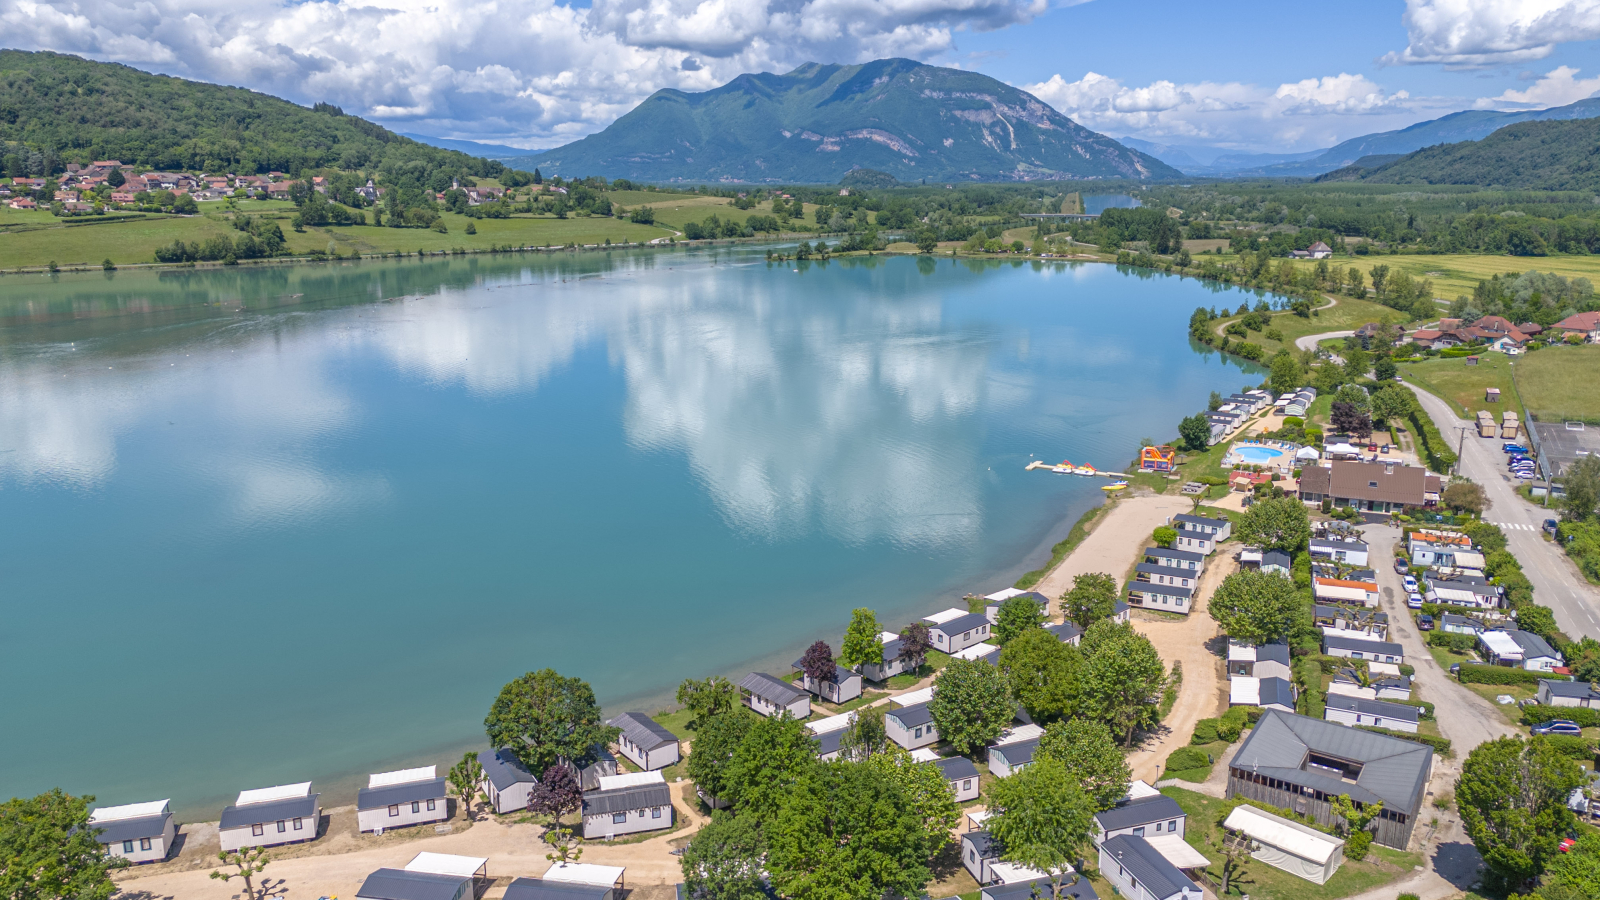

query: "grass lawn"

left=1426, top=644, right=1477, bottom=673
left=884, top=656, right=949, bottom=689
left=1164, top=739, right=1233, bottom=782
left=312, top=212, right=670, bottom=255
left=813, top=690, right=889, bottom=716
left=605, top=192, right=821, bottom=232
left=651, top=708, right=698, bottom=743
left=1514, top=344, right=1600, bottom=422
left=0, top=213, right=239, bottom=269
left=1213, top=293, right=1408, bottom=360
left=1163, top=786, right=1422, bottom=900
left=1397, top=353, right=1525, bottom=423
left=1460, top=682, right=1535, bottom=724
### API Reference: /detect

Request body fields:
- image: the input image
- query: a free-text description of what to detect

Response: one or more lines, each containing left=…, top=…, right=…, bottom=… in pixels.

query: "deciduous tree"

left=898, top=622, right=933, bottom=672
left=799, top=640, right=836, bottom=687
left=1331, top=401, right=1371, bottom=439
left=726, top=714, right=819, bottom=822
left=1269, top=351, right=1303, bottom=396
left=675, top=676, right=738, bottom=729
left=447, top=751, right=483, bottom=821
left=987, top=758, right=1095, bottom=900
left=863, top=750, right=961, bottom=851
left=839, top=608, right=884, bottom=670
left=1178, top=413, right=1212, bottom=452
left=1210, top=569, right=1299, bottom=645
left=1035, top=719, right=1130, bottom=811
left=686, top=712, right=754, bottom=807
left=485, top=670, right=618, bottom=774
left=0, top=789, right=125, bottom=900
left=994, top=594, right=1044, bottom=645
left=1152, top=526, right=1177, bottom=548
left=680, top=812, right=767, bottom=900
left=1563, top=456, right=1600, bottom=522
left=1080, top=621, right=1168, bottom=747
left=838, top=704, right=890, bottom=760
left=765, top=762, right=932, bottom=900
left=1456, top=735, right=1584, bottom=889
left=999, top=628, right=1083, bottom=723
left=1236, top=496, right=1311, bottom=553
left=1443, top=480, right=1490, bottom=517
left=929, top=658, right=1015, bottom=756
left=529, top=763, right=583, bottom=841
left=1062, top=573, right=1118, bottom=628
left=209, top=847, right=270, bottom=900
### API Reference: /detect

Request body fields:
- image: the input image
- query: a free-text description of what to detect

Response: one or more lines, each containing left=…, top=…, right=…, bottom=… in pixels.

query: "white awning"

left=1227, top=640, right=1258, bottom=662
left=1230, top=676, right=1261, bottom=706
left=910, top=748, right=941, bottom=762
left=1297, top=447, right=1323, bottom=460
left=596, top=771, right=664, bottom=791
left=984, top=588, right=1027, bottom=603
left=1368, top=662, right=1402, bottom=676
left=90, top=800, right=170, bottom=823
left=807, top=711, right=856, bottom=734
left=923, top=607, right=969, bottom=625
left=893, top=687, right=935, bottom=707
left=236, top=783, right=311, bottom=805
left=543, top=863, right=625, bottom=887
left=967, top=809, right=993, bottom=830
left=370, top=766, right=436, bottom=788
left=406, top=853, right=487, bottom=878
left=1146, top=834, right=1211, bottom=869
left=952, top=642, right=1000, bottom=661
left=991, top=862, right=1053, bottom=884
left=1224, top=805, right=1344, bottom=865
left=1124, top=780, right=1161, bottom=801
left=1454, top=551, right=1486, bottom=569
left=1481, top=631, right=1522, bottom=658
left=993, top=723, right=1045, bottom=745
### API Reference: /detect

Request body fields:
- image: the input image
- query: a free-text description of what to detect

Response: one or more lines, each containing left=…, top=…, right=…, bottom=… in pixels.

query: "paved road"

left=1294, top=329, right=1354, bottom=353
left=1405, top=384, right=1600, bottom=638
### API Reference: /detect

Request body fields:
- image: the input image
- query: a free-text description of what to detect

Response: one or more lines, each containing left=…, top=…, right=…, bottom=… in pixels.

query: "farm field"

left=607, top=191, right=821, bottom=232
left=1287, top=253, right=1600, bottom=301
left=1513, top=344, right=1600, bottom=422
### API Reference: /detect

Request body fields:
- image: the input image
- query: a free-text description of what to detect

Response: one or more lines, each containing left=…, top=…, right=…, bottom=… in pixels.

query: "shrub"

left=1428, top=632, right=1478, bottom=652
left=1458, top=663, right=1548, bottom=686
left=1191, top=719, right=1220, bottom=745
left=1398, top=894, right=1421, bottom=900
left=1356, top=726, right=1453, bottom=756
left=1539, top=733, right=1595, bottom=760
left=1523, top=705, right=1600, bottom=728
left=1218, top=706, right=1250, bottom=742
left=1346, top=830, right=1373, bottom=861
left=1164, top=746, right=1209, bottom=774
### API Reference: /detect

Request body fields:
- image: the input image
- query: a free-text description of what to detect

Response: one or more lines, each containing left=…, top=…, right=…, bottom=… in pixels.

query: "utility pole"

left=1454, top=425, right=1472, bottom=476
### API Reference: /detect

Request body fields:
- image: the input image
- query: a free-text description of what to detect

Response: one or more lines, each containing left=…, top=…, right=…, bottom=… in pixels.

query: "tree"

left=1000, top=628, right=1083, bottom=723
left=1080, top=621, right=1168, bottom=747
left=929, top=658, right=1016, bottom=756
left=1373, top=357, right=1397, bottom=381
left=529, top=763, right=583, bottom=840
left=1269, top=351, right=1303, bottom=396
left=686, top=711, right=754, bottom=807
left=105, top=166, right=124, bottom=187
left=1563, top=456, right=1600, bottom=522
left=725, top=714, right=819, bottom=821
left=863, top=749, right=961, bottom=850
left=1061, top=573, right=1118, bottom=628
left=839, top=608, right=884, bottom=670
left=1566, top=637, right=1600, bottom=682
left=210, top=847, right=270, bottom=900
left=1543, top=831, right=1600, bottom=899
left=1516, top=605, right=1558, bottom=643
left=1369, top=264, right=1389, bottom=298
left=1331, top=401, right=1371, bottom=438
left=0, top=790, right=124, bottom=900
left=1178, top=413, right=1212, bottom=452
left=1210, top=569, right=1299, bottom=644
left=799, top=640, right=836, bottom=687
left=485, top=669, right=618, bottom=774
left=1443, top=480, right=1490, bottom=516
left=1329, top=793, right=1382, bottom=861
left=916, top=231, right=938, bottom=254
left=898, top=622, right=933, bottom=672
left=447, top=751, right=483, bottom=821
left=1235, top=495, right=1311, bottom=552
left=765, top=762, right=932, bottom=900
left=676, top=676, right=738, bottom=729
left=1209, top=391, right=1224, bottom=411
left=838, top=703, right=890, bottom=760
left=986, top=758, right=1096, bottom=900
left=994, top=594, right=1044, bottom=645
left=680, top=812, right=767, bottom=900
left=1369, top=385, right=1415, bottom=425
left=1456, top=735, right=1584, bottom=889
left=1035, top=719, right=1130, bottom=811
left=1152, top=526, right=1177, bottom=548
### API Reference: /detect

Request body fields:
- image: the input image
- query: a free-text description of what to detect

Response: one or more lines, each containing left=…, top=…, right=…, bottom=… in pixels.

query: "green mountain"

left=0, top=49, right=503, bottom=179
left=1340, top=117, right=1600, bottom=190
left=514, top=59, right=1177, bottom=183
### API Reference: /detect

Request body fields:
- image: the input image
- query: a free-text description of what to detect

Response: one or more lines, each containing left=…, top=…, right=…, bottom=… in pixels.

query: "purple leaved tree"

left=800, top=640, right=836, bottom=687
left=529, top=763, right=583, bottom=849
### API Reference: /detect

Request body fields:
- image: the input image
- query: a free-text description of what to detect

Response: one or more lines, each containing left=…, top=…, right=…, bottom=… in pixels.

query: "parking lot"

left=1530, top=419, right=1600, bottom=477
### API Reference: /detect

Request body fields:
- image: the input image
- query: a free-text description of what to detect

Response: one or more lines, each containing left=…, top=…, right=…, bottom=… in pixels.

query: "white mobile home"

left=1229, top=676, right=1296, bottom=713
left=1322, top=634, right=1403, bottom=665
left=934, top=755, right=981, bottom=803
left=807, top=712, right=856, bottom=761
left=570, top=745, right=618, bottom=792
left=89, top=800, right=175, bottom=864
left=1145, top=546, right=1204, bottom=574
left=987, top=738, right=1039, bottom=778
left=1171, top=513, right=1231, bottom=555
left=357, top=766, right=448, bottom=833
left=504, top=879, right=613, bottom=900
left=478, top=748, right=538, bottom=814
left=924, top=609, right=993, bottom=653
left=608, top=713, right=681, bottom=771
left=1127, top=581, right=1193, bottom=614
left=738, top=671, right=811, bottom=719
left=357, top=854, right=488, bottom=900
left=1323, top=695, right=1419, bottom=733
left=1309, top=538, right=1369, bottom=567
left=1424, top=573, right=1501, bottom=609
left=218, top=783, right=320, bottom=852
left=951, top=642, right=1002, bottom=666
left=1135, top=562, right=1198, bottom=590
left=886, top=701, right=940, bottom=750
left=1227, top=641, right=1292, bottom=680
left=859, top=631, right=912, bottom=682
left=1480, top=629, right=1564, bottom=671
left=1407, top=530, right=1473, bottom=566
left=791, top=661, right=863, bottom=704
left=1538, top=679, right=1600, bottom=708
left=1098, top=834, right=1204, bottom=900
left=1313, top=577, right=1379, bottom=607
left=580, top=772, right=674, bottom=840
left=1092, top=792, right=1186, bottom=843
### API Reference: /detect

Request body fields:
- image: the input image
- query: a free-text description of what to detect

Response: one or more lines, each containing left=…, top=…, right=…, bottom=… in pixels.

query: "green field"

left=607, top=191, right=820, bottom=232
left=1398, top=352, right=1523, bottom=422
left=1217, top=294, right=1405, bottom=359
left=1286, top=253, right=1600, bottom=302
left=1514, top=344, right=1600, bottom=422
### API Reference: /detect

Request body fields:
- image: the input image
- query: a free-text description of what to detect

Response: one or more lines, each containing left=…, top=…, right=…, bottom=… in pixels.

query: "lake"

left=1083, top=194, right=1142, bottom=215
left=0, top=247, right=1262, bottom=818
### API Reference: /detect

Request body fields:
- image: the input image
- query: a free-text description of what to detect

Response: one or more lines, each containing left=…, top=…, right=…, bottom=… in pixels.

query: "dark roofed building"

left=738, top=671, right=811, bottom=719
left=504, top=879, right=613, bottom=900
left=356, top=869, right=470, bottom=900
left=478, top=748, right=537, bottom=814
left=609, top=712, right=681, bottom=771
left=982, top=877, right=1099, bottom=900
left=1093, top=793, right=1187, bottom=842
left=935, top=755, right=981, bottom=802
left=1098, top=835, right=1203, bottom=900
left=1297, top=460, right=1434, bottom=513
left=580, top=778, right=674, bottom=839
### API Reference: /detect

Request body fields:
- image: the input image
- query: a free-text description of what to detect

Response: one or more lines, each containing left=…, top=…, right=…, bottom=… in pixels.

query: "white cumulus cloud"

left=1382, top=0, right=1600, bottom=68
left=1473, top=65, right=1600, bottom=108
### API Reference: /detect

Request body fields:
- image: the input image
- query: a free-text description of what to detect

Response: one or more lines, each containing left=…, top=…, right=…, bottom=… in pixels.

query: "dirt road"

left=1031, top=493, right=1193, bottom=603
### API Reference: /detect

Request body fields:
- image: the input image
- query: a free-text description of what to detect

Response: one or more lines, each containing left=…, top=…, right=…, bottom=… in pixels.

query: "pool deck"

left=1224, top=439, right=1301, bottom=472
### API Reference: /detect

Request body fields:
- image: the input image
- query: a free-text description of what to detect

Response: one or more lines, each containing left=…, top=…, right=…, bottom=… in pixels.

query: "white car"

left=1407, top=592, right=1424, bottom=608
left=1403, top=575, right=1419, bottom=593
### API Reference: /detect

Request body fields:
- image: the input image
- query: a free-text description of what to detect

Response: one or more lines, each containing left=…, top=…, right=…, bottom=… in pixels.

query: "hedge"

left=1458, top=663, right=1549, bottom=686
left=1408, top=408, right=1457, bottom=473
left=1355, top=725, right=1453, bottom=757
left=1165, top=746, right=1209, bottom=773
left=1191, top=719, right=1219, bottom=745
left=1428, top=632, right=1479, bottom=652
left=1540, top=733, right=1596, bottom=761
left=1522, top=705, right=1600, bottom=728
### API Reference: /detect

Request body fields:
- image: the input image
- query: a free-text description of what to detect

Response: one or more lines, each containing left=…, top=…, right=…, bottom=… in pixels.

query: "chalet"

left=1323, top=695, right=1419, bottom=733
left=924, top=608, right=993, bottom=653
left=935, top=755, right=981, bottom=803
left=1408, top=529, right=1473, bottom=566
left=580, top=772, right=673, bottom=839
left=608, top=712, right=680, bottom=771
left=357, top=766, right=447, bottom=833
left=478, top=748, right=537, bottom=814
left=1093, top=792, right=1186, bottom=843
left=1438, top=613, right=1484, bottom=636
left=1098, top=835, right=1204, bottom=900
left=860, top=631, right=912, bottom=682
left=738, top=672, right=811, bottom=719
left=89, top=800, right=175, bottom=864
left=791, top=659, right=863, bottom=704
left=218, top=783, right=320, bottom=852
left=987, top=738, right=1039, bottom=778
left=1144, top=546, right=1204, bottom=574
left=1424, top=572, right=1500, bottom=609
left=1537, top=679, right=1600, bottom=708
left=1228, top=710, right=1433, bottom=849
left=356, top=854, right=487, bottom=900
left=1322, top=634, right=1402, bottom=664
left=1227, top=641, right=1292, bottom=680
left=1297, top=460, right=1438, bottom=513
left=1135, top=562, right=1197, bottom=590
left=1553, top=311, right=1600, bottom=343
left=1313, top=576, right=1379, bottom=607
left=1126, top=581, right=1193, bottom=614
left=885, top=701, right=939, bottom=750
left=1310, top=538, right=1369, bottom=567
left=1329, top=669, right=1411, bottom=702
left=1479, top=629, right=1564, bottom=671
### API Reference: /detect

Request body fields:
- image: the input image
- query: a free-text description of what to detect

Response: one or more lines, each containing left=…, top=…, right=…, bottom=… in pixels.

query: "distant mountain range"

left=399, top=133, right=546, bottom=161
left=509, top=58, right=1178, bottom=183
left=1318, top=117, right=1600, bottom=191
left=1121, top=96, right=1600, bottom=179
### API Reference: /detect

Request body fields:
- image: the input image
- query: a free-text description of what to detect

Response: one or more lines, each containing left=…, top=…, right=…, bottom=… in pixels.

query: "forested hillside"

left=0, top=50, right=504, bottom=182
left=1355, top=118, right=1600, bottom=191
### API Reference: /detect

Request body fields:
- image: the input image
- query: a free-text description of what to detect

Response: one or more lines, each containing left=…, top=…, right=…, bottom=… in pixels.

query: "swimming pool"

left=1235, top=445, right=1286, bottom=464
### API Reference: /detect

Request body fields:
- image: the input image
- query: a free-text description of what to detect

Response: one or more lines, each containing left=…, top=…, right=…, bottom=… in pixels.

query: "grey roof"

left=1323, top=635, right=1403, bottom=657
left=1334, top=669, right=1410, bottom=692
left=1259, top=677, right=1296, bottom=709
left=571, top=743, right=616, bottom=772
left=934, top=756, right=979, bottom=782
left=879, top=636, right=905, bottom=662
left=1262, top=550, right=1292, bottom=569
left=218, top=794, right=319, bottom=830
left=581, top=782, right=673, bottom=817
left=1145, top=546, right=1204, bottom=562
left=1174, top=513, right=1226, bottom=529
left=888, top=700, right=933, bottom=728
left=931, top=613, right=990, bottom=637
left=92, top=813, right=172, bottom=844
left=1315, top=605, right=1388, bottom=624
left=1438, top=613, right=1482, bottom=631
left=358, top=777, right=447, bottom=811
left=1132, top=582, right=1192, bottom=599
left=814, top=728, right=845, bottom=757
left=1540, top=679, right=1600, bottom=699
left=478, top=749, right=537, bottom=791
left=985, top=877, right=1098, bottom=900
left=504, top=879, right=611, bottom=900
left=1094, top=794, right=1185, bottom=832
left=739, top=671, right=806, bottom=706
left=1311, top=538, right=1369, bottom=552
left=1425, top=573, right=1498, bottom=596
left=964, top=829, right=1000, bottom=859
left=1114, top=600, right=1130, bottom=616
left=609, top=712, right=680, bottom=752
left=1326, top=694, right=1420, bottom=723
left=1255, top=643, right=1291, bottom=666
left=1509, top=629, right=1562, bottom=661
left=1044, top=621, right=1083, bottom=643
left=1136, top=563, right=1194, bottom=580
left=357, top=869, right=470, bottom=900
left=1101, top=835, right=1197, bottom=900
left=1231, top=710, right=1433, bottom=811
left=992, top=738, right=1039, bottom=767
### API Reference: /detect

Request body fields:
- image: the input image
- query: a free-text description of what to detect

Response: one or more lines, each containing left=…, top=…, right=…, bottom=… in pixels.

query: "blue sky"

left=5, top=0, right=1600, bottom=152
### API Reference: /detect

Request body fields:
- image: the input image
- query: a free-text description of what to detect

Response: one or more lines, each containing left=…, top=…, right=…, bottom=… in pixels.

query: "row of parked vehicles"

left=1504, top=442, right=1537, bottom=481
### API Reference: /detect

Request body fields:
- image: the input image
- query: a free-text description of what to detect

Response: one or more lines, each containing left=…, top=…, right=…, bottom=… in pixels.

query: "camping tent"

left=1223, top=805, right=1345, bottom=885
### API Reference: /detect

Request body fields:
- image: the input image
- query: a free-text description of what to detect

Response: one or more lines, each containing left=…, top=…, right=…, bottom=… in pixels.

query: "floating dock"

left=1025, top=460, right=1123, bottom=478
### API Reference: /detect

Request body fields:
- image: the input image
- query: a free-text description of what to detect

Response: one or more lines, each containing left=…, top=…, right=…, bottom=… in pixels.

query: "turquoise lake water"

left=0, top=247, right=1263, bottom=818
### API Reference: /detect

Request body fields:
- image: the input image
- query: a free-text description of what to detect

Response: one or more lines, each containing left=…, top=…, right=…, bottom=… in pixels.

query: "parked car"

left=1407, top=592, right=1424, bottom=609
left=1418, top=614, right=1434, bottom=631
left=1450, top=663, right=1461, bottom=677
left=1403, top=575, right=1419, bottom=592
left=1394, top=557, right=1411, bottom=575
left=1503, top=443, right=1528, bottom=454
left=1533, top=721, right=1584, bottom=736
left=1380, top=444, right=1391, bottom=454
left=1560, top=838, right=1578, bottom=853
left=1545, top=519, right=1560, bottom=535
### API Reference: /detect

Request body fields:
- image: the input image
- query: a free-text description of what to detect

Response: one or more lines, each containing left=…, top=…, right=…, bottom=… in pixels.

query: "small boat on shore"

left=1102, top=480, right=1128, bottom=492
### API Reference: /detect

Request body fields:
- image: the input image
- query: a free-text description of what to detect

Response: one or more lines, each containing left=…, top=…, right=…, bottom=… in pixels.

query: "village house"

left=607, top=712, right=680, bottom=771
left=1479, top=629, right=1564, bottom=671
left=478, top=748, right=538, bottom=814
left=580, top=771, right=673, bottom=839
left=1098, top=835, right=1205, bottom=900
left=1228, top=710, right=1433, bottom=849
left=218, top=783, right=321, bottom=852
left=356, top=854, right=488, bottom=900
left=1323, top=694, right=1419, bottom=733
left=9, top=197, right=37, bottom=209
left=89, top=800, right=175, bottom=864
left=1537, top=679, right=1600, bottom=708
left=1323, top=633, right=1403, bottom=665
left=738, top=671, right=811, bottom=719
left=790, top=659, right=863, bottom=704
left=1553, top=311, right=1600, bottom=343
left=356, top=766, right=447, bottom=834
left=1297, top=460, right=1439, bottom=513
left=924, top=607, right=993, bottom=653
